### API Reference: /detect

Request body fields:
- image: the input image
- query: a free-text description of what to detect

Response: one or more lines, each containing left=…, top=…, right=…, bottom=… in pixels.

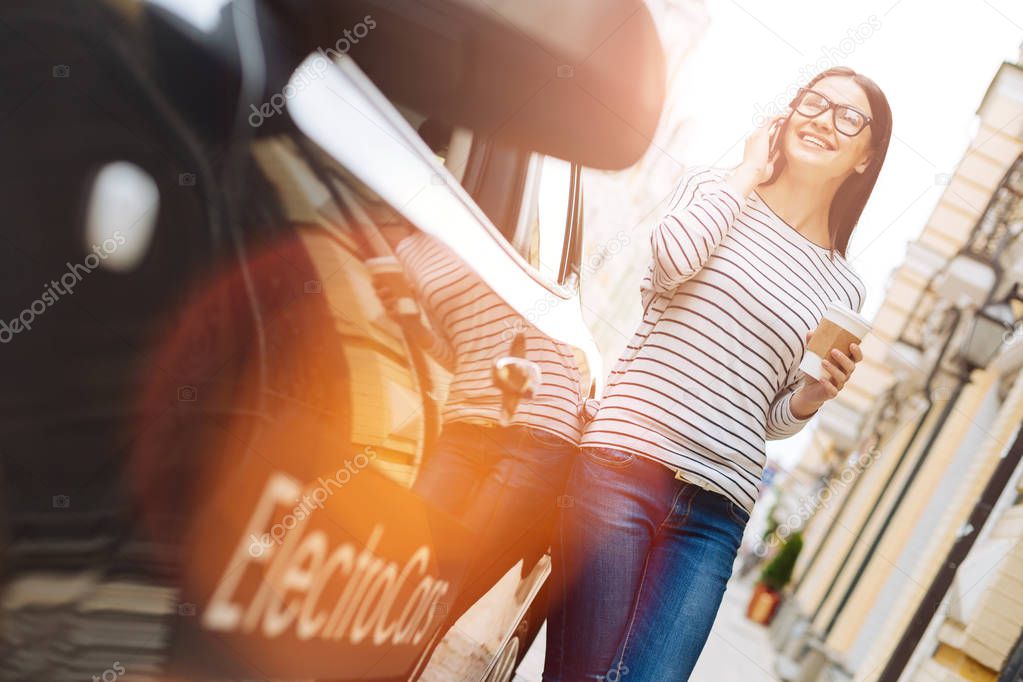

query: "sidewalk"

left=515, top=575, right=779, bottom=681
left=691, top=576, right=781, bottom=681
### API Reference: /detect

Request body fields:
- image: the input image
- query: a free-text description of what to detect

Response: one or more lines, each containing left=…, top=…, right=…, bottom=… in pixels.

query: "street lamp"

left=960, top=294, right=1018, bottom=371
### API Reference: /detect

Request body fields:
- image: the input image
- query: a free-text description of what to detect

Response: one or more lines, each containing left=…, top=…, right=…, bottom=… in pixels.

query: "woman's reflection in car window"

left=370, top=224, right=584, bottom=622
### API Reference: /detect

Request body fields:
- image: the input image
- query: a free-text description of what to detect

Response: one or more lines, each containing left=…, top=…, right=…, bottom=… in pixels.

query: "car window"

left=535, top=155, right=574, bottom=280
left=393, top=104, right=473, bottom=184
left=391, top=104, right=576, bottom=285
left=514, top=154, right=575, bottom=284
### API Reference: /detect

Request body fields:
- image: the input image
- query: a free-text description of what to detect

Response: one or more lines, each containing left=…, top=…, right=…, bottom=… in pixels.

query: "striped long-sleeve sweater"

left=394, top=232, right=584, bottom=445
left=580, top=164, right=867, bottom=514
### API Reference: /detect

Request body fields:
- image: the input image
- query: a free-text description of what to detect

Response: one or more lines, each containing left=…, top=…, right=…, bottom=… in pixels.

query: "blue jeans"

left=543, top=446, right=750, bottom=681
left=413, top=421, right=576, bottom=616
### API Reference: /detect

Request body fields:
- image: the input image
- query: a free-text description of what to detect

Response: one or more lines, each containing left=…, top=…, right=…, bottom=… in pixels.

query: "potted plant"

left=746, top=531, right=803, bottom=625
left=762, top=501, right=780, bottom=541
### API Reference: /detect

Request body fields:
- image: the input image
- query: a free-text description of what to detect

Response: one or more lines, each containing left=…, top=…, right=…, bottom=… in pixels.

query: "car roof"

left=273, top=0, right=667, bottom=170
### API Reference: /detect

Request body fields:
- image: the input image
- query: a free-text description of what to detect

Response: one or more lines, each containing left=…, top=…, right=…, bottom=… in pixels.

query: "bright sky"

left=670, top=0, right=1023, bottom=468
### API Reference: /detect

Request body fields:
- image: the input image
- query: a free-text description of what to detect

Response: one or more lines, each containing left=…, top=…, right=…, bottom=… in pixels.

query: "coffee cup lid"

left=825, top=301, right=871, bottom=338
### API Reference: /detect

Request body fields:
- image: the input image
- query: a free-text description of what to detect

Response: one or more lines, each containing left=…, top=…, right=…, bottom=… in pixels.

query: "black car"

left=0, top=1, right=665, bottom=679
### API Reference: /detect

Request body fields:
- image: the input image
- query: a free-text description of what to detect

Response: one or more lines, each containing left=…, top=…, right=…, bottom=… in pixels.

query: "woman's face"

left=781, top=75, right=874, bottom=178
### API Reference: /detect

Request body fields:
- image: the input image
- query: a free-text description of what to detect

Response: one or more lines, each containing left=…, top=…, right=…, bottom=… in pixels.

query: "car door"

left=156, top=51, right=597, bottom=681
left=417, top=149, right=594, bottom=682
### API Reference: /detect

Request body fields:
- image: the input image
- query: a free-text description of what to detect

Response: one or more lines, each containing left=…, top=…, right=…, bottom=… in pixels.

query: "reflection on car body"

left=379, top=226, right=582, bottom=620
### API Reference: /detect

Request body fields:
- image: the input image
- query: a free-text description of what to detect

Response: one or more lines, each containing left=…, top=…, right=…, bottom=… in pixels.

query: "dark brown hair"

left=762, top=66, right=893, bottom=261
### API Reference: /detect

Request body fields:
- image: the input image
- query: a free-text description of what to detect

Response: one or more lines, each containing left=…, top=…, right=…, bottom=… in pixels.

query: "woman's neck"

left=755, top=168, right=844, bottom=248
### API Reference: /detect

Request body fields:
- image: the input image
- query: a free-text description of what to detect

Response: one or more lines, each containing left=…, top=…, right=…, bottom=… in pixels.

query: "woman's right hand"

left=727, top=114, right=787, bottom=195
left=745, top=114, right=786, bottom=181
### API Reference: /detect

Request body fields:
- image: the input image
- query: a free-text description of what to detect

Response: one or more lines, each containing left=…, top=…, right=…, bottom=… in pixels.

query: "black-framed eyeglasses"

left=791, top=87, right=873, bottom=137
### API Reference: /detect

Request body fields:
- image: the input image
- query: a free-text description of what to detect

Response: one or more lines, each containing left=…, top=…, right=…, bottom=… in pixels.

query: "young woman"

left=543, top=66, right=892, bottom=681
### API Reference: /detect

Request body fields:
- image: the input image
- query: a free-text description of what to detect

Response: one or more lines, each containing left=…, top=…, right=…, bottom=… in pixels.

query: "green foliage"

left=762, top=502, right=780, bottom=541
left=760, top=531, right=803, bottom=592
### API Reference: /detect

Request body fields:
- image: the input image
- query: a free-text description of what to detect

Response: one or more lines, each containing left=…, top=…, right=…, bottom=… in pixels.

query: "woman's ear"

left=854, top=151, right=872, bottom=174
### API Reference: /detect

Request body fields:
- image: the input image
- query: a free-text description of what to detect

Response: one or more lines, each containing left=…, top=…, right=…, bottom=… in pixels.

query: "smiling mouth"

left=798, top=132, right=834, bottom=151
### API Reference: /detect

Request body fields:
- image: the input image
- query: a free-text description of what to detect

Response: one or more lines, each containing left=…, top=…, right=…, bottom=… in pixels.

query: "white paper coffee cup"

left=799, top=301, right=871, bottom=381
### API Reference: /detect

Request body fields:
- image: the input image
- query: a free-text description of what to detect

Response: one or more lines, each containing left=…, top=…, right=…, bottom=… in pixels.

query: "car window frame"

left=465, top=142, right=584, bottom=293
left=288, top=52, right=591, bottom=332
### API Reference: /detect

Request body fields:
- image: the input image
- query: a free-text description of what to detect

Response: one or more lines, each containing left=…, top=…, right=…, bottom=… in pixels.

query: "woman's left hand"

left=795, top=330, right=864, bottom=408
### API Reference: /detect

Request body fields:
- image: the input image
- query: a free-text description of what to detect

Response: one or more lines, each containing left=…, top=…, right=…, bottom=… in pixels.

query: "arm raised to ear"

left=649, top=165, right=749, bottom=295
